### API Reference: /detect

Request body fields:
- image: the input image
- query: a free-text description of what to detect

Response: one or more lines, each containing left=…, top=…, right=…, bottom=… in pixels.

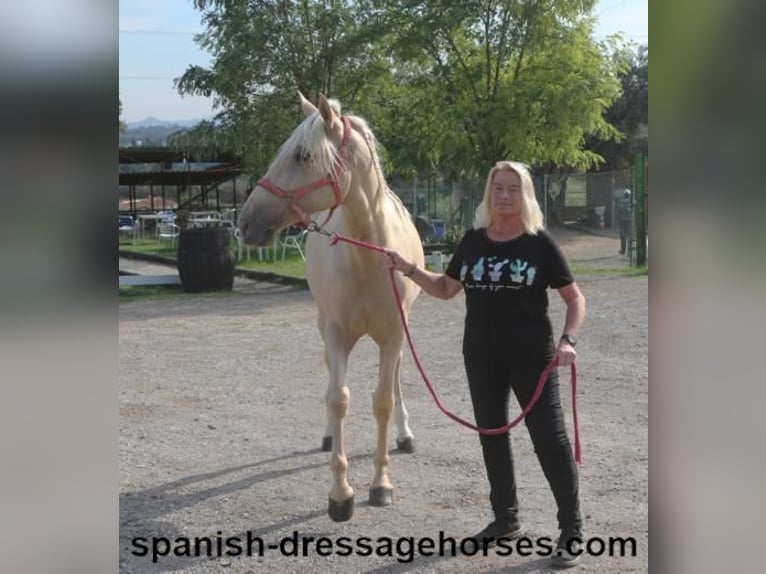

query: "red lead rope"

left=324, top=230, right=582, bottom=465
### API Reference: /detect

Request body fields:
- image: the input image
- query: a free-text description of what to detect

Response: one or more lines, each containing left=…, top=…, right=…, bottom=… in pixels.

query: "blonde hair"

left=472, top=161, right=544, bottom=234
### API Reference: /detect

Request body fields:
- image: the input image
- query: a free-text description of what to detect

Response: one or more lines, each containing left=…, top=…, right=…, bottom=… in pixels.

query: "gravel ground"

left=119, top=226, right=647, bottom=573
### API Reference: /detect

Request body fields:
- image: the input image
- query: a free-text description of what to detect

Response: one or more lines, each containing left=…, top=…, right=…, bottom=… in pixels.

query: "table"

left=188, top=217, right=223, bottom=229
left=189, top=211, right=221, bottom=220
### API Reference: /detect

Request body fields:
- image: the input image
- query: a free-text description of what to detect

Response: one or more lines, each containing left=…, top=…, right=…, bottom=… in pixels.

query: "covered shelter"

left=119, top=147, right=245, bottom=216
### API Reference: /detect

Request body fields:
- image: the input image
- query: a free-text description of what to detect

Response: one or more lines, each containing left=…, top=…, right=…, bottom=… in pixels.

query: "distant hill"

left=120, top=117, right=208, bottom=147
left=126, top=116, right=204, bottom=129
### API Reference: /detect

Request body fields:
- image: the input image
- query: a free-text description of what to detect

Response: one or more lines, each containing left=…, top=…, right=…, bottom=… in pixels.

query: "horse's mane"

left=345, top=114, right=406, bottom=210
left=271, top=99, right=406, bottom=210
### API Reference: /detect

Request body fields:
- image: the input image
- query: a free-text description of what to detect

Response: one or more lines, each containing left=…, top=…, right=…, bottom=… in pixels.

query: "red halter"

left=257, top=115, right=352, bottom=227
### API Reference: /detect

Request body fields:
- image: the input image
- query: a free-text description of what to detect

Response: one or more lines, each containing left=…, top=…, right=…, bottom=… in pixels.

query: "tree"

left=119, top=98, right=127, bottom=134
left=379, top=0, right=624, bottom=175
left=175, top=0, right=393, bottom=174
left=175, top=0, right=624, bottom=182
left=586, top=43, right=648, bottom=171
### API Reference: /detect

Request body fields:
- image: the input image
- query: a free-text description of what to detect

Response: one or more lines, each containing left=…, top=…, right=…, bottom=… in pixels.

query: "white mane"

left=271, top=106, right=341, bottom=176
left=346, top=114, right=406, bottom=209
left=271, top=99, right=405, bottom=209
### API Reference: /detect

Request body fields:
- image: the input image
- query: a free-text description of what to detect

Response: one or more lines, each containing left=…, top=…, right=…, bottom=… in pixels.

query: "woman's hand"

left=383, top=248, right=417, bottom=276
left=556, top=283, right=585, bottom=367
left=556, top=340, right=577, bottom=367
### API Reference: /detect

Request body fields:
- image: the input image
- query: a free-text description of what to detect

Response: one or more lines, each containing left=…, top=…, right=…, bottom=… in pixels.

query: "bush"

left=442, top=226, right=465, bottom=253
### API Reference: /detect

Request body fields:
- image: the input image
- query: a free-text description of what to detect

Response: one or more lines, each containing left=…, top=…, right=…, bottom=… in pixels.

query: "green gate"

left=630, top=153, right=648, bottom=267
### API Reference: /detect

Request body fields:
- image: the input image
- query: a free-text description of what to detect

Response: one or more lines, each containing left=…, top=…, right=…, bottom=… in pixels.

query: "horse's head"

left=238, top=93, right=353, bottom=246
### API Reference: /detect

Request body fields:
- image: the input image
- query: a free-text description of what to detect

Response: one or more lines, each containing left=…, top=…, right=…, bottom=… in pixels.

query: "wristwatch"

left=560, top=334, right=577, bottom=347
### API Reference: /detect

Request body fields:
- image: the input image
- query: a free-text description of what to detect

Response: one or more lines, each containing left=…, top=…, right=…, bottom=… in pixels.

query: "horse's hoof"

left=368, top=486, right=393, bottom=507
left=396, top=437, right=415, bottom=453
left=321, top=436, right=332, bottom=451
left=328, top=495, right=354, bottom=522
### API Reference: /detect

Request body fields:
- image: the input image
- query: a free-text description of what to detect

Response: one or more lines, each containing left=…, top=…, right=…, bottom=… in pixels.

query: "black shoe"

left=471, top=519, right=523, bottom=547
left=551, top=530, right=583, bottom=568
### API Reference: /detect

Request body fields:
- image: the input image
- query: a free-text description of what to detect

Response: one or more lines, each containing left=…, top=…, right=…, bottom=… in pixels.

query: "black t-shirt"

left=445, top=228, right=574, bottom=355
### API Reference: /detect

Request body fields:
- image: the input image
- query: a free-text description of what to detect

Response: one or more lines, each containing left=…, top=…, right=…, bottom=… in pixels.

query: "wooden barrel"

left=177, top=227, right=234, bottom=293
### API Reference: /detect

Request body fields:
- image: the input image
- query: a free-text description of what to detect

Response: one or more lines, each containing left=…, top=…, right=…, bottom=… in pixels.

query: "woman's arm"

left=384, top=249, right=463, bottom=300
left=555, top=282, right=586, bottom=366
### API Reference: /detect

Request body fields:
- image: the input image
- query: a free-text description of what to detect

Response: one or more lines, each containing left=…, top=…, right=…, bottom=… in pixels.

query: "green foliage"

left=442, top=225, right=467, bottom=253
left=166, top=120, right=231, bottom=160
left=379, top=0, right=622, bottom=173
left=176, top=0, right=395, bottom=175
left=119, top=98, right=127, bottom=134
left=121, top=124, right=190, bottom=147
left=175, top=0, right=629, bottom=178
left=586, top=43, right=648, bottom=170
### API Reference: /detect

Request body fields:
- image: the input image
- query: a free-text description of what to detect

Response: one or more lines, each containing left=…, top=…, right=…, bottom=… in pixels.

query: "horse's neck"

left=339, top=164, right=389, bottom=243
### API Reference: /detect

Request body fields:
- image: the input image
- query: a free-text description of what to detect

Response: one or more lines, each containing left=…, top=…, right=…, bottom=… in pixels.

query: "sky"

left=119, top=0, right=649, bottom=124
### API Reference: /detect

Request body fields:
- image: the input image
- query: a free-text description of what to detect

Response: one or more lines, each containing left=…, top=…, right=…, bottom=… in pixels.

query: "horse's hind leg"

left=321, top=320, right=356, bottom=522
left=369, top=339, right=403, bottom=507
left=393, top=352, right=415, bottom=453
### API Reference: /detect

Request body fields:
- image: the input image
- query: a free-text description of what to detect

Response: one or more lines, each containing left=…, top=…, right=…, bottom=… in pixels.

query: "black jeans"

left=464, top=345, right=581, bottom=533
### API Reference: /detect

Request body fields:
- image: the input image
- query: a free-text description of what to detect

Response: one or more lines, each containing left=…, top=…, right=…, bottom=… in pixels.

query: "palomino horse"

left=238, top=93, right=424, bottom=522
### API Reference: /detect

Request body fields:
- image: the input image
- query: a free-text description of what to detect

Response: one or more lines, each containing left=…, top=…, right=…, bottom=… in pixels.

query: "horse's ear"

left=318, top=93, right=335, bottom=126
left=298, top=91, right=317, bottom=117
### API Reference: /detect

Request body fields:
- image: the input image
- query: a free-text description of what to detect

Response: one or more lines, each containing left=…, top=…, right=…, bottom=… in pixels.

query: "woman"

left=385, top=161, right=586, bottom=568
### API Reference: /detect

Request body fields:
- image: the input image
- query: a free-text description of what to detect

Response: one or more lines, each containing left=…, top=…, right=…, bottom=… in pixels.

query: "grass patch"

left=235, top=254, right=307, bottom=278
left=120, top=238, right=178, bottom=257
left=119, top=284, right=186, bottom=301
left=120, top=240, right=308, bottom=278
left=571, top=264, right=648, bottom=277
left=121, top=239, right=646, bottom=283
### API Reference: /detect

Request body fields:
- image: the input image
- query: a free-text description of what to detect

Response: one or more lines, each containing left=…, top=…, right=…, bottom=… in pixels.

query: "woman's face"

left=490, top=169, right=522, bottom=217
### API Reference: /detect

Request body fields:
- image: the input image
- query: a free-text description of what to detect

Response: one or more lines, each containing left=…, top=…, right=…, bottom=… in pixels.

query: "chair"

left=220, top=220, right=237, bottom=237
left=118, top=215, right=136, bottom=240
left=157, top=223, right=181, bottom=248
left=233, top=228, right=251, bottom=262
left=234, top=228, right=276, bottom=263
left=279, top=227, right=307, bottom=261
left=159, top=211, right=176, bottom=224
left=221, top=208, right=237, bottom=225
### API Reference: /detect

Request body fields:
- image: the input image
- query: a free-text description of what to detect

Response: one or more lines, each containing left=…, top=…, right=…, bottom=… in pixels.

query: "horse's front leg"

left=322, top=321, right=356, bottom=522
left=322, top=367, right=415, bottom=456
left=369, top=338, right=404, bottom=507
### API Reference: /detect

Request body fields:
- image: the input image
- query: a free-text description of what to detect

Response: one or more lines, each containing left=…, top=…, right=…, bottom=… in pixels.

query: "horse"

left=238, top=93, right=425, bottom=522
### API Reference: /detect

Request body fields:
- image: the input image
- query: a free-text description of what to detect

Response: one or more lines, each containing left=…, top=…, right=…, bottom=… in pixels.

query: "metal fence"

left=388, top=168, right=634, bottom=238
left=122, top=161, right=647, bottom=266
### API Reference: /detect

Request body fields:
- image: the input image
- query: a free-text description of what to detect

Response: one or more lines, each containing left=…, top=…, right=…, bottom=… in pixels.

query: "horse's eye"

left=295, top=148, right=311, bottom=163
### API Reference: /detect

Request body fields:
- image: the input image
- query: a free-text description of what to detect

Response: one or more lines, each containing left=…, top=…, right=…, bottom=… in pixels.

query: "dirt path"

left=119, top=228, right=647, bottom=573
